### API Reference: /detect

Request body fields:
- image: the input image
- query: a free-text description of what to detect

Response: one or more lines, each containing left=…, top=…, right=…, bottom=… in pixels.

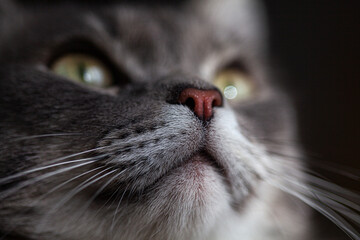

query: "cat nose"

left=178, top=88, right=222, bottom=121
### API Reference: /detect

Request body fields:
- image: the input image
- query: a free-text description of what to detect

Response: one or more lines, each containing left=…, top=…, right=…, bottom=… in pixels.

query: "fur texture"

left=0, top=1, right=358, bottom=240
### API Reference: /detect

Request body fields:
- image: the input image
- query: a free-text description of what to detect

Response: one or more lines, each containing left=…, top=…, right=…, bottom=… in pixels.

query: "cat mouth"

left=185, top=151, right=229, bottom=180
left=148, top=150, right=232, bottom=192
left=96, top=150, right=230, bottom=199
left=159, top=150, right=256, bottom=209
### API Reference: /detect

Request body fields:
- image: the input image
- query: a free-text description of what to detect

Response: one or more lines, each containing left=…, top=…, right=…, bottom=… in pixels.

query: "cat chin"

left=113, top=171, right=308, bottom=240
left=114, top=156, right=232, bottom=240
left=149, top=154, right=229, bottom=204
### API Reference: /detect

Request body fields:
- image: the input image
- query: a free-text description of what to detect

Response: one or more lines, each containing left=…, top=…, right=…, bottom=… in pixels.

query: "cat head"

left=0, top=1, right=312, bottom=239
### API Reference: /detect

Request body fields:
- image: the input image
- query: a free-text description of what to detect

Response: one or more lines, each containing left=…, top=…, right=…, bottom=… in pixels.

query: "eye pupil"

left=77, top=62, right=86, bottom=81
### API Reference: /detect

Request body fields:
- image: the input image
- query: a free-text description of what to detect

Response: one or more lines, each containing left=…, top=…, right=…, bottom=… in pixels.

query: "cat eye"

left=50, top=54, right=113, bottom=88
left=213, top=69, right=255, bottom=103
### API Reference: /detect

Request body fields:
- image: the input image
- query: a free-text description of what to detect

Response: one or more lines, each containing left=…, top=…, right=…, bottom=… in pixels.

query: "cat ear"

left=189, top=0, right=267, bottom=52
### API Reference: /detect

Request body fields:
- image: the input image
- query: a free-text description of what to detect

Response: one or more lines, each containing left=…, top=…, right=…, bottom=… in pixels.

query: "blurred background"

left=263, top=0, right=359, bottom=237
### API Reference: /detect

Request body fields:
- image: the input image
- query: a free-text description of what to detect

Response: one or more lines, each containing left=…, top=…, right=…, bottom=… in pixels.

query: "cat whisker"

left=0, top=158, right=100, bottom=200
left=287, top=185, right=358, bottom=239
left=0, top=156, right=101, bottom=185
left=312, top=191, right=360, bottom=223
left=102, top=137, right=163, bottom=149
left=254, top=137, right=305, bottom=148
left=304, top=174, right=360, bottom=203
left=47, top=167, right=117, bottom=215
left=269, top=157, right=360, bottom=211
left=266, top=169, right=360, bottom=239
left=76, top=168, right=128, bottom=219
left=0, top=165, right=109, bottom=239
left=8, top=133, right=83, bottom=142
left=92, top=178, right=127, bottom=218
left=111, top=184, right=130, bottom=231
left=268, top=149, right=360, bottom=180
left=38, top=167, right=117, bottom=231
left=285, top=174, right=359, bottom=215
left=33, top=145, right=107, bottom=164
left=36, top=166, right=107, bottom=202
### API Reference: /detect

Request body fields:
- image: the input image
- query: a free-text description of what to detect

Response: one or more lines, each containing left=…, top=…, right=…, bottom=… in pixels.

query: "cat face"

left=0, top=1, right=310, bottom=239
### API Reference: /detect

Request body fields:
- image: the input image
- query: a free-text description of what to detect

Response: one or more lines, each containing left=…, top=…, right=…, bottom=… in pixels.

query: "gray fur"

left=1, top=1, right=356, bottom=240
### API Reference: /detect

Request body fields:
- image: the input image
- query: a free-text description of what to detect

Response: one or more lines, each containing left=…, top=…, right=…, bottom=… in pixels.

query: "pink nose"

left=178, top=88, right=222, bottom=121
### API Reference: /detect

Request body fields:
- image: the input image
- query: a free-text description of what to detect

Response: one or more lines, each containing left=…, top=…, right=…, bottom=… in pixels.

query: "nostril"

left=178, top=88, right=223, bottom=121
left=184, top=98, right=195, bottom=111
left=212, top=96, right=222, bottom=107
left=211, top=99, right=217, bottom=108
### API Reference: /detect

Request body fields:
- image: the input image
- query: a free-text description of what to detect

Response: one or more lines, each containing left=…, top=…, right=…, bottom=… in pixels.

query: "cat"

left=0, top=0, right=358, bottom=239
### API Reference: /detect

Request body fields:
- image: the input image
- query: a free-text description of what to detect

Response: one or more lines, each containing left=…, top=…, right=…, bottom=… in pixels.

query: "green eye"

left=51, top=54, right=113, bottom=88
left=213, top=69, right=255, bottom=103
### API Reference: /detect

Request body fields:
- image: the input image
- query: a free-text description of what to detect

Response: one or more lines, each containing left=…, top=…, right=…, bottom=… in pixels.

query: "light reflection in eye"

left=50, top=53, right=113, bottom=88
left=224, top=85, right=238, bottom=99
left=213, top=69, right=254, bottom=103
left=83, top=66, right=105, bottom=85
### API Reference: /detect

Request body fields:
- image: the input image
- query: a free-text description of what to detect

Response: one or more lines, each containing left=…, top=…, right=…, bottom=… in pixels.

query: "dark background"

left=263, top=1, right=359, bottom=238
